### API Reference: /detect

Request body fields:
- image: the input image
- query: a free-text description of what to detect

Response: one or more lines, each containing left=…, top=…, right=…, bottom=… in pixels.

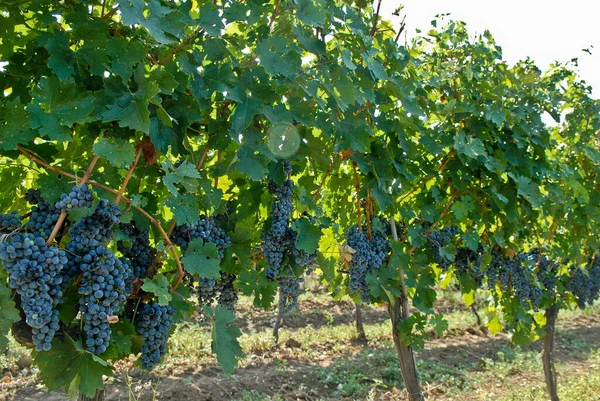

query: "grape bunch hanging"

left=261, top=161, right=317, bottom=313
left=343, top=224, right=390, bottom=302
left=173, top=215, right=237, bottom=311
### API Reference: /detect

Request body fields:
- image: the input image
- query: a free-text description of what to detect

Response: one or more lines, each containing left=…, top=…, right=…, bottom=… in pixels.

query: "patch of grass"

left=232, top=390, right=285, bottom=401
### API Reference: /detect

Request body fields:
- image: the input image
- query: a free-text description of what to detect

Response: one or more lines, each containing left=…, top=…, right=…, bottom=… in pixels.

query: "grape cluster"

left=0, top=233, right=66, bottom=351
left=61, top=200, right=128, bottom=354
left=196, top=273, right=238, bottom=312
left=24, top=188, right=43, bottom=204
left=485, top=250, right=542, bottom=308
left=345, top=225, right=390, bottom=302
left=78, top=246, right=130, bottom=354
left=54, top=184, right=94, bottom=212
left=136, top=302, right=175, bottom=370
left=0, top=211, right=22, bottom=232
left=26, top=196, right=60, bottom=239
left=521, top=250, right=556, bottom=296
left=426, top=226, right=460, bottom=270
left=117, top=223, right=157, bottom=279
left=63, top=200, right=122, bottom=283
left=278, top=271, right=302, bottom=314
left=282, top=160, right=293, bottom=176
left=566, top=259, right=600, bottom=309
left=172, top=215, right=235, bottom=310
left=261, top=179, right=294, bottom=279
left=454, top=246, right=484, bottom=285
left=172, top=215, right=231, bottom=257
left=217, top=273, right=238, bottom=312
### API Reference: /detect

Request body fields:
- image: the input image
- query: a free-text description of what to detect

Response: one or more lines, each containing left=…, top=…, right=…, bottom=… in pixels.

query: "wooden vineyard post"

left=543, top=306, right=560, bottom=401
left=389, top=217, right=425, bottom=401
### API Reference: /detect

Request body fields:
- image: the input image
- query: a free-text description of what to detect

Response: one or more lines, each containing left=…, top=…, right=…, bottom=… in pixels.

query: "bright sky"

left=381, top=1, right=599, bottom=96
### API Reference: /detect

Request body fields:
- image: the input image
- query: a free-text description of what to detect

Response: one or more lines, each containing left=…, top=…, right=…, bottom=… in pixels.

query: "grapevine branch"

left=44, top=154, right=100, bottom=246
left=158, top=27, right=204, bottom=65
left=370, top=0, right=383, bottom=37
left=352, top=161, right=362, bottom=230
left=17, top=146, right=185, bottom=290
left=268, top=0, right=281, bottom=30
left=115, top=145, right=143, bottom=205
left=311, top=153, right=338, bottom=201
left=397, top=150, right=456, bottom=206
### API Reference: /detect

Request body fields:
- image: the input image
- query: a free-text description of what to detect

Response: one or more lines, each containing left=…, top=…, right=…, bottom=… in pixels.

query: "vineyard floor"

left=2, top=286, right=599, bottom=401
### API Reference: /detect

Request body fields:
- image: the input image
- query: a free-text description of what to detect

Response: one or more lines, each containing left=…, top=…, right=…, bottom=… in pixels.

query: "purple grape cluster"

left=485, top=250, right=542, bottom=308
left=567, top=259, right=600, bottom=309
left=278, top=272, right=302, bottom=314
left=0, top=211, right=22, bottom=232
left=261, top=179, right=294, bottom=279
left=136, top=302, right=176, bottom=370
left=26, top=196, right=61, bottom=239
left=63, top=200, right=122, bottom=283
left=54, top=184, right=94, bottom=212
left=63, top=200, right=129, bottom=354
left=0, top=233, right=66, bottom=351
left=117, top=223, right=157, bottom=280
left=426, top=226, right=460, bottom=270
left=345, top=225, right=390, bottom=302
left=78, top=246, right=130, bottom=354
left=172, top=215, right=231, bottom=257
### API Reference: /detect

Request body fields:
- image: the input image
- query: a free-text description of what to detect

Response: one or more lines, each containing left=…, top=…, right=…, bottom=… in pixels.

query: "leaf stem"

left=115, top=145, right=143, bottom=205
left=158, top=28, right=204, bottom=65
left=44, top=154, right=100, bottom=246
left=311, top=153, right=338, bottom=201
left=352, top=161, right=362, bottom=230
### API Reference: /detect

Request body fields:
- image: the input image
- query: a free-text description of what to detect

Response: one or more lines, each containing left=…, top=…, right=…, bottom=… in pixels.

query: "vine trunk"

left=543, top=306, right=560, bottom=401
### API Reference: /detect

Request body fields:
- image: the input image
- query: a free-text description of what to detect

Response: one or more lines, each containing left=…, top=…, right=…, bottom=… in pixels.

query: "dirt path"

left=5, top=313, right=599, bottom=401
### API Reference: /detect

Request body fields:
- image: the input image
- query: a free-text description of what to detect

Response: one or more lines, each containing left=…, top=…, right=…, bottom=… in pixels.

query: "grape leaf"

left=0, top=98, right=37, bottom=151
left=208, top=305, right=243, bottom=375
left=236, top=147, right=269, bottom=181
left=141, top=275, right=172, bottom=305
left=101, top=320, right=136, bottom=360
left=229, top=98, right=263, bottom=134
left=291, top=219, right=321, bottom=253
left=170, top=285, right=195, bottom=323
left=165, top=194, right=200, bottom=226
left=181, top=239, right=221, bottom=279
left=34, top=335, right=113, bottom=398
left=93, top=138, right=136, bottom=168
left=163, top=161, right=201, bottom=195
left=0, top=280, right=19, bottom=351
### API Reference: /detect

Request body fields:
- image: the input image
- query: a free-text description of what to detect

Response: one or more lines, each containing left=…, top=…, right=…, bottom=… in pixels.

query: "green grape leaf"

left=34, top=335, right=113, bottom=398
left=38, top=174, right=75, bottom=205
left=181, top=239, right=221, bottom=279
left=365, top=57, right=388, bottom=80
left=294, top=0, right=327, bottom=27
left=141, top=275, right=172, bottom=305
left=199, top=179, right=223, bottom=211
left=455, top=132, right=487, bottom=159
left=198, top=3, right=224, bottom=36
left=165, top=193, right=200, bottom=225
left=236, top=146, right=269, bottom=181
left=101, top=67, right=161, bottom=133
left=291, top=219, right=321, bottom=253
left=117, top=0, right=185, bottom=44
left=208, top=305, right=243, bottom=375
left=170, top=285, right=195, bottom=324
left=0, top=280, right=20, bottom=351
left=39, top=31, right=75, bottom=81
left=229, top=98, right=263, bottom=134
left=163, top=161, right=201, bottom=195
left=101, top=320, right=136, bottom=360
left=93, top=138, right=136, bottom=168
left=0, top=98, right=37, bottom=150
